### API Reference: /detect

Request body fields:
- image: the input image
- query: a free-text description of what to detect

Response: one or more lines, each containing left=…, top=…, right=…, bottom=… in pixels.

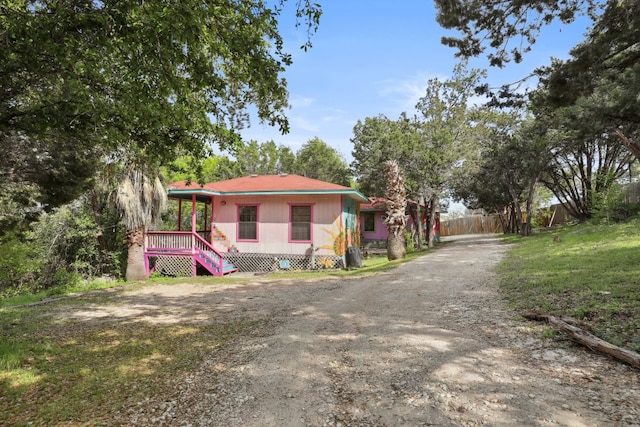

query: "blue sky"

left=239, top=1, right=593, bottom=165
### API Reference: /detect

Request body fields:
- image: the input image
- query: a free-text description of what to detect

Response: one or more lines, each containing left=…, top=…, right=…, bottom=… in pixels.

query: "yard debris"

left=523, top=311, right=640, bottom=370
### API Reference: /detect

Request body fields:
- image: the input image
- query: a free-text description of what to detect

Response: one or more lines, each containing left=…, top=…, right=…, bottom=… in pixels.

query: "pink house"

left=145, top=174, right=368, bottom=276
left=359, top=197, right=428, bottom=249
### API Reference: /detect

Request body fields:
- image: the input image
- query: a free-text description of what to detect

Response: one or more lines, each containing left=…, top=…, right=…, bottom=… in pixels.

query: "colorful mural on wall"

left=321, top=210, right=360, bottom=256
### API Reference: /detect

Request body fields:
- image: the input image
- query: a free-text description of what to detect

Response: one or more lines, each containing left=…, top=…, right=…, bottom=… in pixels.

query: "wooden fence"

left=440, top=204, right=572, bottom=236
left=440, top=215, right=503, bottom=236
left=441, top=182, right=640, bottom=236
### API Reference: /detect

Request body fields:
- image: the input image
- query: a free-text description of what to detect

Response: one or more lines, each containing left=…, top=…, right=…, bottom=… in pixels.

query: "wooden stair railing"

left=145, top=231, right=237, bottom=276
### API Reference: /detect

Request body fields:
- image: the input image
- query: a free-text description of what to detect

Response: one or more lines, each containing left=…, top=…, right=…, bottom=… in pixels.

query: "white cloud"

left=377, top=72, right=447, bottom=115
left=290, top=115, right=320, bottom=133
left=289, top=95, right=315, bottom=108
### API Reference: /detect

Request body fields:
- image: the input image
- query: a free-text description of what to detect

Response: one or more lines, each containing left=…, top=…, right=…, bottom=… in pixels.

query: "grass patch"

left=249, top=249, right=433, bottom=280
left=0, top=278, right=125, bottom=308
left=0, top=304, right=263, bottom=425
left=498, top=219, right=640, bottom=352
left=1, top=247, right=436, bottom=308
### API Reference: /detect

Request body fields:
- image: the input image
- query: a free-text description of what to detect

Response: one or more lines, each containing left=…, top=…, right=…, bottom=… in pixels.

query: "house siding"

left=360, top=211, right=425, bottom=248
left=210, top=194, right=344, bottom=256
left=361, top=211, right=388, bottom=241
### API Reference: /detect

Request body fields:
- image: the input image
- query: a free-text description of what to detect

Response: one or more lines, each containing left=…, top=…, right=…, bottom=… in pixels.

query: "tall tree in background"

left=384, top=161, right=407, bottom=260
left=166, top=156, right=242, bottom=184
left=350, top=115, right=408, bottom=197
left=295, top=137, right=352, bottom=186
left=234, top=140, right=296, bottom=176
left=449, top=109, right=521, bottom=230
left=351, top=64, right=483, bottom=247
left=412, top=64, right=484, bottom=246
left=536, top=113, right=634, bottom=221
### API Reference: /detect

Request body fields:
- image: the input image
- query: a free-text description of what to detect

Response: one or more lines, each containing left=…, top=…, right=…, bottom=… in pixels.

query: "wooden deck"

left=144, top=231, right=237, bottom=277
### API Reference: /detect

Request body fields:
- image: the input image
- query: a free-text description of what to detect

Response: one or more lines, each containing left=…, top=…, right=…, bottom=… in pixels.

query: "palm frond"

left=113, top=169, right=167, bottom=231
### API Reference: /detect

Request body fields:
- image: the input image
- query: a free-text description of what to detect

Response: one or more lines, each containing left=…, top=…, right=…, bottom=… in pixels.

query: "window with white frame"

left=238, top=205, right=258, bottom=240
left=290, top=205, right=312, bottom=241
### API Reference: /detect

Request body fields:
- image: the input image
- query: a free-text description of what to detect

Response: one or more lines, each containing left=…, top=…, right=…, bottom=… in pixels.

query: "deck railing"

left=145, top=231, right=232, bottom=276
left=193, top=232, right=223, bottom=270
left=146, top=231, right=194, bottom=252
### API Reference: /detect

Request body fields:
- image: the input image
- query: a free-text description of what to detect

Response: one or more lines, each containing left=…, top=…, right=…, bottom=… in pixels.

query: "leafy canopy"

left=435, top=0, right=602, bottom=67
left=0, top=0, right=321, bottom=231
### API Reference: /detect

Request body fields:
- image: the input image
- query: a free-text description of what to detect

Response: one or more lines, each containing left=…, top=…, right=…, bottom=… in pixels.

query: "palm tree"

left=113, top=168, right=167, bottom=281
left=384, top=160, right=407, bottom=260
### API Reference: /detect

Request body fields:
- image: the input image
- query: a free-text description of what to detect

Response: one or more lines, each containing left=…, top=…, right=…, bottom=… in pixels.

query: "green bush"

left=0, top=236, right=40, bottom=297
left=0, top=198, right=126, bottom=298
left=404, top=230, right=416, bottom=253
left=30, top=203, right=124, bottom=282
left=589, top=181, right=640, bottom=223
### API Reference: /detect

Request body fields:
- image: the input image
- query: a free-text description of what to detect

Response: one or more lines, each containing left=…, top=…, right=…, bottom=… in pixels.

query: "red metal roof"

left=360, top=197, right=423, bottom=211
left=360, top=197, right=388, bottom=211
left=168, top=174, right=368, bottom=202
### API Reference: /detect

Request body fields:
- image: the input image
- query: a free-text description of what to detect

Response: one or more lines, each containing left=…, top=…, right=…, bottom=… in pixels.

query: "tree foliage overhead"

left=434, top=0, right=602, bottom=67
left=0, top=0, right=321, bottom=215
left=434, top=0, right=611, bottom=107
left=535, top=0, right=640, bottom=157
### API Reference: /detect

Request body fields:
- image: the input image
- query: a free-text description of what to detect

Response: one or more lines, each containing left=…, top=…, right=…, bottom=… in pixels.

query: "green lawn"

left=0, top=297, right=266, bottom=425
left=498, top=219, right=640, bottom=352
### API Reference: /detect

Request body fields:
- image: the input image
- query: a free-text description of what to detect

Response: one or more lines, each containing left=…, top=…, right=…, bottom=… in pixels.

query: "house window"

left=363, top=212, right=376, bottom=232
left=290, top=205, right=312, bottom=242
left=238, top=205, right=258, bottom=240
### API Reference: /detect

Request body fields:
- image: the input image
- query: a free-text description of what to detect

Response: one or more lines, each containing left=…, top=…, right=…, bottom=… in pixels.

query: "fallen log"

left=523, top=311, right=640, bottom=370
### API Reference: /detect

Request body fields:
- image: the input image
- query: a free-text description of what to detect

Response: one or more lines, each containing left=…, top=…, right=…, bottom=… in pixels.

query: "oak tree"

left=1, top=0, right=321, bottom=222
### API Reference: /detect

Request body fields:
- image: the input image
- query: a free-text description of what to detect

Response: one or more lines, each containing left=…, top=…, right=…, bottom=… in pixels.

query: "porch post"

left=210, top=196, right=215, bottom=243
left=177, top=199, right=182, bottom=231
left=203, top=201, right=208, bottom=236
left=191, top=194, right=197, bottom=276
left=144, top=253, right=150, bottom=277
left=143, top=231, right=149, bottom=276
left=191, top=194, right=197, bottom=233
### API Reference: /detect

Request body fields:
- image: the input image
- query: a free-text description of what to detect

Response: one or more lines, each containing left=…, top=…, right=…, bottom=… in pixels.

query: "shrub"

left=404, top=230, right=416, bottom=253
left=0, top=236, right=40, bottom=297
left=591, top=181, right=627, bottom=224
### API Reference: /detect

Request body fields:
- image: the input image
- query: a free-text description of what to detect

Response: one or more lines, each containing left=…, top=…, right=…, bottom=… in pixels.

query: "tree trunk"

left=427, top=194, right=439, bottom=248
left=384, top=161, right=407, bottom=261
left=522, top=177, right=538, bottom=236
left=524, top=312, right=640, bottom=370
left=125, top=227, right=147, bottom=281
left=387, top=232, right=406, bottom=260
left=411, top=204, right=424, bottom=251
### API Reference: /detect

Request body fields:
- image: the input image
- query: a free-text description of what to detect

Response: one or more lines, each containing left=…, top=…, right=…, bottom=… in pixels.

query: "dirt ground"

left=68, top=234, right=639, bottom=426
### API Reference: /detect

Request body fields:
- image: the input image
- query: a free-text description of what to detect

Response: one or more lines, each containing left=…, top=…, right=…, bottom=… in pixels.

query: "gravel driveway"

left=104, top=234, right=639, bottom=426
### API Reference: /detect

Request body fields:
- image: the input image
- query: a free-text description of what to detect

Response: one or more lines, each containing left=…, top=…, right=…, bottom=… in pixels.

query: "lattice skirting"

left=148, top=253, right=343, bottom=276
left=149, top=256, right=193, bottom=277
left=224, top=252, right=343, bottom=273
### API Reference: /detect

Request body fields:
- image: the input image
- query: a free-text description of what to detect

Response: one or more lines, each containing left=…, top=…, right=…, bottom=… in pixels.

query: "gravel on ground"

left=61, top=234, right=640, bottom=426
